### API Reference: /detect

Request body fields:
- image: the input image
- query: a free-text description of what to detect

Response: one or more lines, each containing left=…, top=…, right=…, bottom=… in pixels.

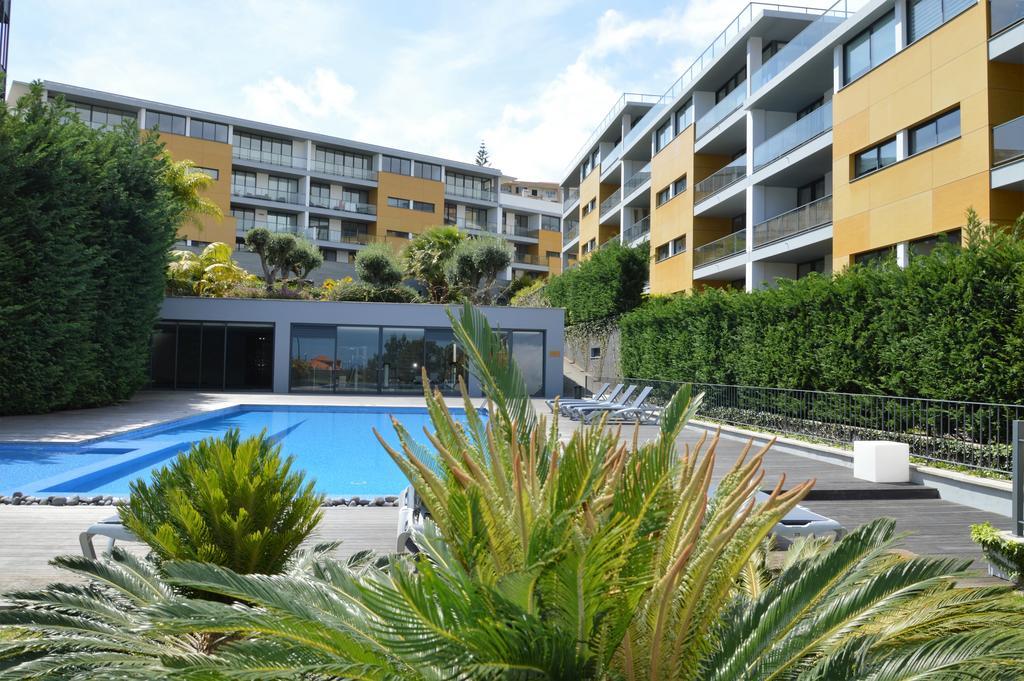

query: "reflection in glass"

left=381, top=328, right=425, bottom=393
left=424, top=329, right=467, bottom=393
left=290, top=325, right=336, bottom=392
left=225, top=325, right=274, bottom=390
left=200, top=325, right=226, bottom=389
left=175, top=323, right=202, bottom=389
left=150, top=324, right=177, bottom=388
left=336, top=326, right=379, bottom=392
left=511, top=331, right=545, bottom=396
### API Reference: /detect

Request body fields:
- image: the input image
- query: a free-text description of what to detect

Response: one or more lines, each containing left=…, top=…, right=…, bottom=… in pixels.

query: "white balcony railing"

left=693, top=231, right=746, bottom=267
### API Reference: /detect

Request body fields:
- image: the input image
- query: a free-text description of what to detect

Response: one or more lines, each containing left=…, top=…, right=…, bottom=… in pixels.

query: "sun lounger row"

left=546, top=383, right=661, bottom=424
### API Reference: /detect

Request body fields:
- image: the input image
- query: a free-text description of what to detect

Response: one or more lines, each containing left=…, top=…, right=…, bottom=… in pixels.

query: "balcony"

left=235, top=218, right=301, bottom=235
left=753, top=100, right=833, bottom=170
left=512, top=252, right=550, bottom=267
left=309, top=160, right=378, bottom=182
left=445, top=217, right=499, bottom=234
left=309, top=196, right=377, bottom=215
left=508, top=222, right=540, bottom=239
left=445, top=184, right=498, bottom=202
left=309, top=228, right=383, bottom=247
left=599, top=188, right=622, bottom=218
left=993, top=115, right=1024, bottom=166
left=231, top=184, right=304, bottom=206
left=563, top=187, right=580, bottom=212
left=623, top=170, right=651, bottom=197
left=599, top=234, right=621, bottom=250
left=232, top=146, right=307, bottom=170
left=752, top=195, right=832, bottom=248
left=601, top=142, right=623, bottom=173
left=693, top=231, right=746, bottom=267
left=696, top=85, right=746, bottom=139
left=694, top=155, right=747, bottom=204
left=750, top=1, right=855, bottom=93
left=623, top=216, right=651, bottom=244
left=991, top=0, right=1024, bottom=34
left=563, top=220, right=580, bottom=244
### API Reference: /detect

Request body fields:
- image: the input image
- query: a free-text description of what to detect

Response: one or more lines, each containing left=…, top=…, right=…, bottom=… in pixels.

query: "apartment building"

left=8, top=81, right=563, bottom=282
left=560, top=0, right=1024, bottom=294
left=1, top=0, right=10, bottom=101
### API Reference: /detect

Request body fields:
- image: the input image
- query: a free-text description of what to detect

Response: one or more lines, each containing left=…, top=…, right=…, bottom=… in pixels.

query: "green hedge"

left=620, top=217, right=1024, bottom=403
left=0, top=86, right=184, bottom=414
left=545, top=243, right=648, bottom=325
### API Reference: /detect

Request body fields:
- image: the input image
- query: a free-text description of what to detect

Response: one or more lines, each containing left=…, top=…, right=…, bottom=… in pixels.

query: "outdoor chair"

left=546, top=382, right=616, bottom=413
left=560, top=384, right=636, bottom=417
left=571, top=385, right=652, bottom=422
left=79, top=516, right=140, bottom=560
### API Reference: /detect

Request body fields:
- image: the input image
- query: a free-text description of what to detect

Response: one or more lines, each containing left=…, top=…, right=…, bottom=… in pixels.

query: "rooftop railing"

left=309, top=160, right=378, bottom=182
left=623, top=170, right=651, bottom=197
left=563, top=220, right=580, bottom=243
left=693, top=230, right=746, bottom=267
left=563, top=93, right=661, bottom=177
left=753, top=100, right=833, bottom=169
left=232, top=146, right=308, bottom=169
left=445, top=184, right=498, bottom=202
left=694, top=155, right=747, bottom=204
left=696, top=85, right=747, bottom=139
left=599, top=188, right=622, bottom=218
left=623, top=216, right=651, bottom=244
left=231, top=184, right=304, bottom=206
left=750, top=0, right=861, bottom=93
left=993, top=115, right=1024, bottom=167
left=752, top=195, right=832, bottom=248
left=991, top=0, right=1024, bottom=34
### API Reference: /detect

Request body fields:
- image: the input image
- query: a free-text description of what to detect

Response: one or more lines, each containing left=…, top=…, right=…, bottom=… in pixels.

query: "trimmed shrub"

left=325, top=280, right=421, bottom=303
left=356, top=243, right=404, bottom=288
left=546, top=243, right=648, bottom=325
left=120, top=429, right=323, bottom=575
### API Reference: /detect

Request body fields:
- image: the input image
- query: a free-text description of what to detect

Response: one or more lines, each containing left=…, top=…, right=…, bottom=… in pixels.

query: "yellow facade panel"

left=375, top=172, right=446, bottom=238
left=931, top=173, right=990, bottom=228
left=155, top=131, right=236, bottom=244
left=578, top=167, right=602, bottom=256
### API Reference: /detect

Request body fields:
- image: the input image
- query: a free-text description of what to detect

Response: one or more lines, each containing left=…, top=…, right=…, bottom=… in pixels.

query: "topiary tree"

left=283, top=236, right=324, bottom=280
left=119, top=428, right=323, bottom=575
left=355, top=242, right=404, bottom=288
left=445, top=235, right=512, bottom=304
left=401, top=226, right=465, bottom=302
left=244, top=228, right=324, bottom=287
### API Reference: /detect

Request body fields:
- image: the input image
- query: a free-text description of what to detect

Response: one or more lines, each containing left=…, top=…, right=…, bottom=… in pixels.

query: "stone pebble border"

left=0, top=492, right=401, bottom=508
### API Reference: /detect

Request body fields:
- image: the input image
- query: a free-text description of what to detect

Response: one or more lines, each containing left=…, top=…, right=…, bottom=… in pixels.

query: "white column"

left=746, top=36, right=763, bottom=98
left=896, top=241, right=910, bottom=268
left=138, top=107, right=147, bottom=130
left=893, top=0, right=908, bottom=51
left=832, top=45, right=843, bottom=93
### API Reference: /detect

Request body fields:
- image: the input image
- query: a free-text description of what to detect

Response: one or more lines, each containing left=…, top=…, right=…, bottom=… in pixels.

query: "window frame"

left=908, top=107, right=961, bottom=156
left=843, top=9, right=896, bottom=84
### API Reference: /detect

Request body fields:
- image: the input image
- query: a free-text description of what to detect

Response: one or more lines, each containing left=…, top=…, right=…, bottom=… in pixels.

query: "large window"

left=907, top=0, right=974, bottom=43
left=150, top=322, right=273, bottom=391
left=234, top=131, right=293, bottom=163
left=853, top=137, right=898, bottom=178
left=266, top=211, right=298, bottom=231
left=268, top=176, right=299, bottom=203
left=541, top=215, right=560, bottom=232
left=314, top=147, right=372, bottom=175
left=381, top=155, right=412, bottom=175
left=310, top=182, right=331, bottom=208
left=414, top=161, right=441, bottom=181
left=715, top=66, right=746, bottom=103
left=844, top=10, right=895, bottom=83
left=656, top=120, right=673, bottom=152
left=446, top=172, right=493, bottom=199
left=190, top=118, right=228, bottom=143
left=674, top=100, right=693, bottom=135
left=65, top=100, right=136, bottom=129
left=656, top=174, right=687, bottom=206
left=909, top=107, right=960, bottom=155
left=145, top=110, right=186, bottom=135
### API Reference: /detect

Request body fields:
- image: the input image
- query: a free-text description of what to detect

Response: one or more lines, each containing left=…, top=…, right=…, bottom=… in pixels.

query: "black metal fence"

left=588, top=376, right=1024, bottom=476
left=1014, top=421, right=1023, bottom=536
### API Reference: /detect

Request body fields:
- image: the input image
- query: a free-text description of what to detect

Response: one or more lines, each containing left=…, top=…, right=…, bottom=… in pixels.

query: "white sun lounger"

left=79, top=515, right=140, bottom=560
left=553, top=384, right=625, bottom=414
left=561, top=384, right=636, bottom=417
left=572, top=386, right=653, bottom=422
left=545, top=382, right=610, bottom=411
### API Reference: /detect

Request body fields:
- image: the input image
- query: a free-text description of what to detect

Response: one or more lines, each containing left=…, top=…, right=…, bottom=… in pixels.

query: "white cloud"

left=241, top=69, right=358, bottom=129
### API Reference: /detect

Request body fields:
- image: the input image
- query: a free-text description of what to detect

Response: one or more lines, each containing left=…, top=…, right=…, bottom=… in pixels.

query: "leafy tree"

left=119, top=428, right=323, bottom=575
left=355, top=242, right=404, bottom=288
left=165, top=242, right=259, bottom=296
left=546, top=241, right=648, bottom=325
left=244, top=228, right=323, bottom=286
left=0, top=83, right=204, bottom=414
left=3, top=305, right=1024, bottom=678
left=445, top=235, right=512, bottom=304
left=161, top=158, right=222, bottom=229
left=325, top=279, right=421, bottom=303
left=401, top=226, right=465, bottom=302
left=475, top=140, right=490, bottom=166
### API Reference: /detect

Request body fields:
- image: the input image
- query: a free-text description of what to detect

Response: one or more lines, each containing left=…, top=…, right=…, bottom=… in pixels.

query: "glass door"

left=424, top=329, right=466, bottom=393
left=336, top=326, right=380, bottom=392
left=511, top=331, right=545, bottom=397
left=381, top=327, right=425, bottom=393
left=290, top=325, right=336, bottom=392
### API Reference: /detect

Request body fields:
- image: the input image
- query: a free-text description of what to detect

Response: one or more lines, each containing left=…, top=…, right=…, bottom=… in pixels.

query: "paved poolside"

left=0, top=390, right=1014, bottom=591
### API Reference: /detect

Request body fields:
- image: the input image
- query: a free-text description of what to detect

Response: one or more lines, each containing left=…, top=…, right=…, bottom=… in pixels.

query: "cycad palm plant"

left=1, top=303, right=1023, bottom=680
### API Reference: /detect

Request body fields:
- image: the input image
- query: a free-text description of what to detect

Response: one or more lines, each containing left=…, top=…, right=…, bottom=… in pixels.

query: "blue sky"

left=8, top=0, right=793, bottom=179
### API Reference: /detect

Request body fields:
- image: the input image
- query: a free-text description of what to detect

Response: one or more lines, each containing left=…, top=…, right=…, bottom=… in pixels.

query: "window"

left=797, top=97, right=824, bottom=120
left=910, top=230, right=961, bottom=256
left=314, top=147, right=372, bottom=173
left=266, top=211, right=298, bottom=231
left=672, top=176, right=687, bottom=195
left=655, top=235, right=686, bottom=261
left=231, top=207, right=256, bottom=229
left=656, top=120, right=673, bottom=152
left=342, top=187, right=369, bottom=206
left=797, top=177, right=827, bottom=204
left=445, top=203, right=458, bottom=225
left=309, top=216, right=331, bottom=240
left=190, top=118, right=228, bottom=143
left=381, top=155, right=412, bottom=175
left=674, top=100, right=693, bottom=135
left=853, top=137, right=898, bottom=178
left=387, top=196, right=412, bottom=209
left=590, top=346, right=601, bottom=360
left=546, top=250, right=560, bottom=259
left=233, top=132, right=293, bottom=162
left=656, top=187, right=671, bottom=206
left=655, top=243, right=671, bottom=261
left=715, top=66, right=746, bottom=103
left=909, top=108, right=960, bottom=155
left=414, top=161, right=442, bottom=181
left=190, top=166, right=219, bottom=180
left=412, top=200, right=435, bottom=213
left=907, top=0, right=973, bottom=43
left=387, top=230, right=413, bottom=240
left=64, top=100, right=136, bottom=129
left=761, top=40, right=788, bottom=61
left=854, top=245, right=895, bottom=266
left=582, top=238, right=597, bottom=254
left=656, top=174, right=687, bottom=206
left=268, top=176, right=298, bottom=202
left=541, top=215, right=560, bottom=232
left=465, top=206, right=488, bottom=228
left=843, top=10, right=895, bottom=84
left=232, top=170, right=256, bottom=191
left=145, top=110, right=186, bottom=135
left=310, top=183, right=331, bottom=208
left=731, top=214, right=746, bottom=232
left=582, top=198, right=597, bottom=216
left=446, top=172, right=493, bottom=198
left=321, top=248, right=338, bottom=262
left=797, top=258, right=826, bottom=278
left=672, top=236, right=686, bottom=254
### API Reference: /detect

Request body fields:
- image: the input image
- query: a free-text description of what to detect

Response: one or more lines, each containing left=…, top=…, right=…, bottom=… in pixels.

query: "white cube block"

left=853, top=440, right=910, bottom=483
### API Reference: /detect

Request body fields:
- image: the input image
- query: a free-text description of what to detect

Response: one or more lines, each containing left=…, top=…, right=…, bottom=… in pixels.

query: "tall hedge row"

left=620, top=220, right=1024, bottom=403
left=545, top=243, right=648, bottom=325
left=0, top=86, right=184, bottom=414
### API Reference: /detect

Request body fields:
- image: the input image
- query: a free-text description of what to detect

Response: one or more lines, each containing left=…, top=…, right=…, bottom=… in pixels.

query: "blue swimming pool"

left=0, top=406, right=472, bottom=498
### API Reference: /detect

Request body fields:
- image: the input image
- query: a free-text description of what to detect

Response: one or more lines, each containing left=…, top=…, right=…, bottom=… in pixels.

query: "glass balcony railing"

left=750, top=0, right=861, bottom=93
left=693, top=231, right=746, bottom=267
left=508, top=223, right=540, bottom=238
left=232, top=146, right=308, bottom=169
left=563, top=187, right=580, bottom=212
left=623, top=216, right=651, bottom=244
left=309, top=160, right=378, bottom=182
left=623, top=170, right=651, bottom=196
left=993, top=115, right=1024, bottom=166
left=513, top=252, right=550, bottom=267
left=696, top=85, right=747, bottom=139
left=991, top=0, right=1024, bottom=34
left=599, top=188, right=622, bottom=217
left=445, top=184, right=498, bottom=202
left=602, top=142, right=624, bottom=172
left=235, top=218, right=301, bottom=235
left=563, top=93, right=661, bottom=177
left=752, top=195, right=832, bottom=248
left=563, top=220, right=580, bottom=243
left=753, top=100, right=833, bottom=169
left=231, top=185, right=304, bottom=205
left=307, top=228, right=384, bottom=246
left=599, top=234, right=621, bottom=250
left=309, top=197, right=377, bottom=215
left=444, top=217, right=499, bottom=234
left=694, top=154, right=747, bottom=203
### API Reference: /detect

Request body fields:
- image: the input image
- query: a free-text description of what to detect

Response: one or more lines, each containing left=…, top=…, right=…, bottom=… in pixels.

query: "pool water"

left=0, top=406, right=471, bottom=497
